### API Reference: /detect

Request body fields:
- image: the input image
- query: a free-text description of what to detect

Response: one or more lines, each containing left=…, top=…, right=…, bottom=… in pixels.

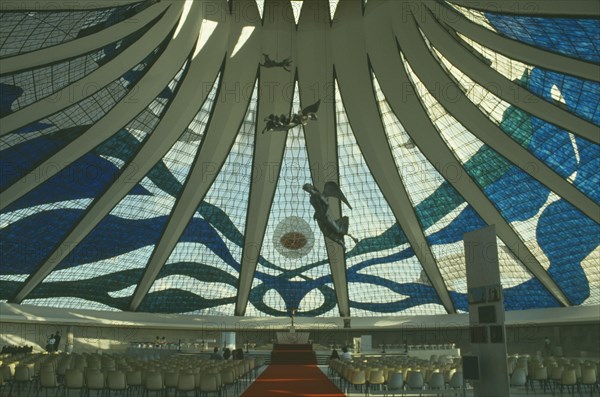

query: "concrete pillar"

left=464, top=225, right=510, bottom=397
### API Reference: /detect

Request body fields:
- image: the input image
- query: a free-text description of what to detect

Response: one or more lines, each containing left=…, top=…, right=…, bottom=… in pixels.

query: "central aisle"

left=240, top=364, right=345, bottom=397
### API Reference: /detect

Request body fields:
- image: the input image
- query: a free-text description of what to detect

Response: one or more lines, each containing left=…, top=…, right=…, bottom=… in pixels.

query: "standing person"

left=46, top=334, right=55, bottom=352
left=544, top=336, right=552, bottom=356
left=53, top=331, right=61, bottom=352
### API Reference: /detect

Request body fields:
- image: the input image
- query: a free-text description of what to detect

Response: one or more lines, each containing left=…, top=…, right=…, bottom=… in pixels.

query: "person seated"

left=223, top=347, right=232, bottom=360
left=329, top=349, right=340, bottom=361
left=209, top=347, right=223, bottom=360
left=232, top=348, right=244, bottom=360
left=341, top=346, right=352, bottom=361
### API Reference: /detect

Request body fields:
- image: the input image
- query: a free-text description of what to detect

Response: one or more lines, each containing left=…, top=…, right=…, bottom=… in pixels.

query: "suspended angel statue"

left=260, top=53, right=292, bottom=72
left=303, top=181, right=359, bottom=249
left=262, top=100, right=320, bottom=134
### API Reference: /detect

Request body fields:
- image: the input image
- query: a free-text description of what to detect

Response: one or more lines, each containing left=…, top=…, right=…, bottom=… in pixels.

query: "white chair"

left=580, top=366, right=598, bottom=396
left=175, top=373, right=194, bottom=397
left=106, top=370, right=128, bottom=397
left=448, top=371, right=464, bottom=391
left=558, top=367, right=577, bottom=397
left=406, top=371, right=424, bottom=390
left=85, top=370, right=106, bottom=397
left=64, top=369, right=85, bottom=397
left=197, top=374, right=219, bottom=397
left=428, top=372, right=445, bottom=390
left=385, top=372, right=404, bottom=395
left=38, top=368, right=61, bottom=397
left=12, top=365, right=34, bottom=397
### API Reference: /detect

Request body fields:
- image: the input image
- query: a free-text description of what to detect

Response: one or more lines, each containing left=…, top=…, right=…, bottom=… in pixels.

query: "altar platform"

left=271, top=343, right=316, bottom=365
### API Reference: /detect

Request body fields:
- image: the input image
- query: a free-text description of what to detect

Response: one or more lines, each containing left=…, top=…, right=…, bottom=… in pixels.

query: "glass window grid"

left=373, top=72, right=481, bottom=310
left=0, top=40, right=168, bottom=193
left=142, top=75, right=247, bottom=315
left=22, top=60, right=191, bottom=311
left=1, top=22, right=157, bottom=113
left=456, top=33, right=600, bottom=125
left=426, top=40, right=599, bottom=205
left=0, top=3, right=143, bottom=57
left=404, top=56, right=595, bottom=307
left=448, top=4, right=600, bottom=63
left=336, top=81, right=445, bottom=316
left=253, top=83, right=335, bottom=316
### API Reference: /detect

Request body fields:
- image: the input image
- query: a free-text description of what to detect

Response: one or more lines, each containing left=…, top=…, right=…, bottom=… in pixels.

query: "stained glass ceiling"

left=0, top=0, right=598, bottom=318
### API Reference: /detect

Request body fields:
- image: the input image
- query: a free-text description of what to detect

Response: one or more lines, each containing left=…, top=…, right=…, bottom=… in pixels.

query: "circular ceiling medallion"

left=280, top=232, right=308, bottom=250
left=273, top=216, right=314, bottom=259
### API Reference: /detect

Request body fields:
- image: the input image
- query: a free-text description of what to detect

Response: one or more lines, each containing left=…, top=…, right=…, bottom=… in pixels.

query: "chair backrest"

left=406, top=371, right=424, bottom=390
left=177, top=373, right=195, bottom=391
left=387, top=372, right=404, bottom=390
left=39, top=370, right=59, bottom=387
left=163, top=371, right=179, bottom=388
left=428, top=372, right=445, bottom=389
left=198, top=374, right=218, bottom=392
left=65, top=369, right=84, bottom=389
left=444, top=368, right=456, bottom=383
left=1, top=363, right=16, bottom=380
left=550, top=366, right=564, bottom=381
left=86, top=371, right=105, bottom=389
left=532, top=366, right=548, bottom=380
left=350, top=370, right=366, bottom=385
left=581, top=366, right=597, bottom=384
left=560, top=368, right=577, bottom=386
left=448, top=371, right=464, bottom=389
left=219, top=368, right=235, bottom=385
left=145, top=372, right=163, bottom=390
left=368, top=369, right=385, bottom=385
left=15, top=365, right=31, bottom=381
left=107, top=370, right=126, bottom=390
left=126, top=370, right=142, bottom=386
left=510, top=368, right=527, bottom=386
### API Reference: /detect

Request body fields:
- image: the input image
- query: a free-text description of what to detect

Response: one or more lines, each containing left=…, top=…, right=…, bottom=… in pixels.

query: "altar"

left=276, top=330, right=310, bottom=344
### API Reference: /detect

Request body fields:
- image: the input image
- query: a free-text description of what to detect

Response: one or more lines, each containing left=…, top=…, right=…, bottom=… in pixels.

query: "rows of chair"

left=0, top=351, right=265, bottom=397
left=328, top=354, right=465, bottom=396
left=508, top=354, right=599, bottom=396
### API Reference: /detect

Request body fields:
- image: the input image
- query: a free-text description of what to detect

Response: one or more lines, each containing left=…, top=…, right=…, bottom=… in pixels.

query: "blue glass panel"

left=538, top=200, right=599, bottom=304
left=0, top=126, right=87, bottom=190
left=0, top=38, right=168, bottom=189
left=3, top=144, right=148, bottom=212
left=574, top=136, right=600, bottom=203
left=427, top=206, right=486, bottom=246
left=485, top=14, right=600, bottom=63
left=0, top=83, right=23, bottom=117
left=502, top=279, right=560, bottom=310
left=529, top=68, right=600, bottom=125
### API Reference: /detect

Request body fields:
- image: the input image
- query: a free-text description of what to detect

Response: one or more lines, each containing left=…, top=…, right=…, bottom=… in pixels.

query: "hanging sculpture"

left=303, top=181, right=359, bottom=249
left=259, top=53, right=292, bottom=72
left=262, top=100, right=321, bottom=133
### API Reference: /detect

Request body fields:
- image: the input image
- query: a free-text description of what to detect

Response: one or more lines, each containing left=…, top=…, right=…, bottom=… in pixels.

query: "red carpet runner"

left=241, top=344, right=344, bottom=396
left=240, top=364, right=345, bottom=397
